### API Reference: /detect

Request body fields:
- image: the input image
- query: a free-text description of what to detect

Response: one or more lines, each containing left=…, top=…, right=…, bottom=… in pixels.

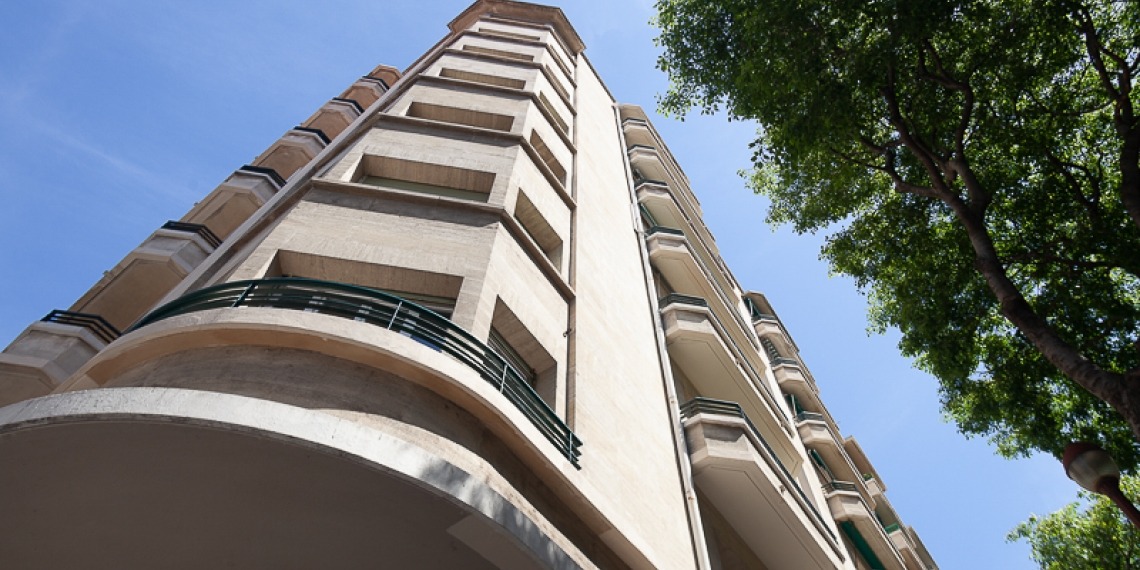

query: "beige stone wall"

left=567, top=50, right=697, bottom=567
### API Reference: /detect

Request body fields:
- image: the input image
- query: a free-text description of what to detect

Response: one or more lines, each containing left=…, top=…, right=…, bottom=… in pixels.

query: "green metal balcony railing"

left=822, top=480, right=860, bottom=494
left=681, top=397, right=835, bottom=541
left=645, top=225, right=684, bottom=237
left=659, top=293, right=708, bottom=308
left=129, top=277, right=582, bottom=467
left=42, top=310, right=121, bottom=344
left=771, top=356, right=802, bottom=368
left=795, top=411, right=826, bottom=423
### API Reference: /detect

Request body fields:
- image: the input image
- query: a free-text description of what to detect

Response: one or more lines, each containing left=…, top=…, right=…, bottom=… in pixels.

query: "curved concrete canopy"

left=0, top=388, right=581, bottom=570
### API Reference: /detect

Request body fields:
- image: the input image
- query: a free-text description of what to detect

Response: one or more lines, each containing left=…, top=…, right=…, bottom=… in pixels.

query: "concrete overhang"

left=796, top=417, right=874, bottom=507
left=824, top=486, right=906, bottom=570
left=684, top=412, right=845, bottom=569
left=449, top=0, right=585, bottom=56
left=0, top=388, right=580, bottom=569
left=661, top=301, right=796, bottom=464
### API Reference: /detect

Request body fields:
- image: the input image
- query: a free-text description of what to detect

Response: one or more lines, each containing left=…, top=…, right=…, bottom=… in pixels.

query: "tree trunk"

left=951, top=202, right=1140, bottom=443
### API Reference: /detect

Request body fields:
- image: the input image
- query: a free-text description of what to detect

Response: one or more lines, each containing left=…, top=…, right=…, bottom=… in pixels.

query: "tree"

left=1009, top=475, right=1140, bottom=569
left=654, top=0, right=1140, bottom=468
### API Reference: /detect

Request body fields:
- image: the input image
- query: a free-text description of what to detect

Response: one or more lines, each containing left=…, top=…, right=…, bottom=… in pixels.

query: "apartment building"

left=0, top=1, right=937, bottom=568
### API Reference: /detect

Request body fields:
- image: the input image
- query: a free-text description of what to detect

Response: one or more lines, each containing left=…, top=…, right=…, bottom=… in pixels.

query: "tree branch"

left=1004, top=251, right=1129, bottom=273
left=882, top=64, right=955, bottom=197
left=1046, top=150, right=1102, bottom=220
left=1071, top=3, right=1140, bottom=233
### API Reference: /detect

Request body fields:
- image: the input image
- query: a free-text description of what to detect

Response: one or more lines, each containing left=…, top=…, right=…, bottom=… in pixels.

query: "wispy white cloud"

left=28, top=116, right=191, bottom=199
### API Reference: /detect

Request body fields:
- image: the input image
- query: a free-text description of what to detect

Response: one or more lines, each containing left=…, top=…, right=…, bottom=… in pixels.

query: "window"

left=528, top=131, right=566, bottom=185
left=490, top=299, right=558, bottom=411
left=489, top=327, right=536, bottom=385
left=407, top=102, right=514, bottom=132
left=439, top=68, right=526, bottom=90
left=808, top=449, right=836, bottom=482
left=536, top=92, right=568, bottom=134
left=357, top=156, right=496, bottom=202
left=462, top=44, right=535, bottom=62
left=514, top=190, right=563, bottom=268
left=477, top=28, right=541, bottom=42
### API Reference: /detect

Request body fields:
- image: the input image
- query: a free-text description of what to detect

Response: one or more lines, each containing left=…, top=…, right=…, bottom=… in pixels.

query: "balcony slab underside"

left=685, top=413, right=840, bottom=570
left=647, top=232, right=706, bottom=297
left=0, top=388, right=575, bottom=570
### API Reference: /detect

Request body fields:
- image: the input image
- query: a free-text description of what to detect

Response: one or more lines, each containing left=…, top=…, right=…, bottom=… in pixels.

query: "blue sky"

left=0, top=1, right=1084, bottom=567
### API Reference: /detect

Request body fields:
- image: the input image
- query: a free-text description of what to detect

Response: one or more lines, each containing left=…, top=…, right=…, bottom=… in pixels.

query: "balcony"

left=130, top=277, right=581, bottom=467
left=752, top=311, right=784, bottom=340
left=823, top=483, right=906, bottom=570
left=620, top=117, right=653, bottom=148
left=628, top=145, right=677, bottom=193
left=645, top=227, right=705, bottom=297
left=252, top=128, right=328, bottom=181
left=182, top=165, right=282, bottom=240
left=845, top=436, right=887, bottom=504
left=660, top=295, right=792, bottom=454
left=864, top=474, right=887, bottom=502
left=886, top=525, right=927, bottom=569
left=0, top=311, right=121, bottom=406
left=68, top=221, right=222, bottom=331
left=796, top=412, right=872, bottom=506
left=681, top=398, right=845, bottom=569
left=161, top=221, right=222, bottom=249
left=636, top=179, right=684, bottom=229
left=772, top=356, right=817, bottom=403
left=745, top=292, right=801, bottom=355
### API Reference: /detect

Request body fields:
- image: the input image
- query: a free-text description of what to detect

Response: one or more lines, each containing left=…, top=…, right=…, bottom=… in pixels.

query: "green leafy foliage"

left=655, top=0, right=1140, bottom=467
left=1009, top=476, right=1140, bottom=569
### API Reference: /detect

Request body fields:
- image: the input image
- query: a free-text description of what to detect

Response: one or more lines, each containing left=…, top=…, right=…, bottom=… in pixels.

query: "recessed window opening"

left=491, top=299, right=558, bottom=410
left=542, top=67, right=571, bottom=102
left=514, top=190, right=563, bottom=268
left=407, top=101, right=514, bottom=132
left=462, top=44, right=535, bottom=62
left=528, top=131, right=566, bottom=185
left=653, top=268, right=675, bottom=298
left=439, top=68, right=526, bottom=90
left=536, top=92, right=568, bottom=134
left=785, top=393, right=806, bottom=415
left=761, top=337, right=783, bottom=360
left=357, top=155, right=495, bottom=202
left=808, top=449, right=836, bottom=482
left=639, top=204, right=659, bottom=228
left=272, top=251, right=462, bottom=319
left=489, top=327, right=535, bottom=384
left=477, top=28, right=541, bottom=42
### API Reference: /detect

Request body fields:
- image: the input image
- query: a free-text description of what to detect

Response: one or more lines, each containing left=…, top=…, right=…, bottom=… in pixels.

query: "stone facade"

left=0, top=2, right=936, bottom=569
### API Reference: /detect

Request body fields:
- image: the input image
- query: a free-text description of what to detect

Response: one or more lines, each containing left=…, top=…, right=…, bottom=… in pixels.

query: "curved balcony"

left=0, top=387, right=582, bottom=569
left=130, top=277, right=581, bottom=467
